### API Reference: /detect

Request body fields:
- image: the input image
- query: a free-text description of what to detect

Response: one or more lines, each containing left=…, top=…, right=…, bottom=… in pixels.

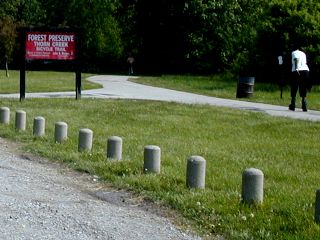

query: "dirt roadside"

left=0, top=137, right=205, bottom=240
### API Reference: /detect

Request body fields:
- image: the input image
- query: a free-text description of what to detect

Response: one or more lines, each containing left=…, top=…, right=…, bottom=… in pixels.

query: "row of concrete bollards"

left=0, top=107, right=265, bottom=202
left=2, top=107, right=320, bottom=222
left=0, top=107, right=208, bottom=190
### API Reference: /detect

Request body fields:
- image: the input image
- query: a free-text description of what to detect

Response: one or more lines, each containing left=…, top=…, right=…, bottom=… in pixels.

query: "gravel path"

left=0, top=138, right=201, bottom=240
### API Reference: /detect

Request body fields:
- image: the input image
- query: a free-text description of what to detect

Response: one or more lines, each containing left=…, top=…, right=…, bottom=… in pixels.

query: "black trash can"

left=236, top=76, right=255, bottom=98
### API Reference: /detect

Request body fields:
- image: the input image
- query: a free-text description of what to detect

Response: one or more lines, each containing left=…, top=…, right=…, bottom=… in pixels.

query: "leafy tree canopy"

left=0, top=0, right=319, bottom=79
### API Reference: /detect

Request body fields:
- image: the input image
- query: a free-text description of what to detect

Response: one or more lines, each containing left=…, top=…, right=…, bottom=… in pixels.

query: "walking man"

left=127, top=53, right=135, bottom=76
left=289, top=48, right=310, bottom=112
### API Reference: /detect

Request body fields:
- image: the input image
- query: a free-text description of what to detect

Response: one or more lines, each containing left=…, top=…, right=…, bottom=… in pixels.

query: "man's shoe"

left=289, top=104, right=295, bottom=111
left=302, top=100, right=308, bottom=112
left=302, top=104, right=308, bottom=112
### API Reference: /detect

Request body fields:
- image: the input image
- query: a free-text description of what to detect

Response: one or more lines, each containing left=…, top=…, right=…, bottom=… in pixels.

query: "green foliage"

left=39, top=0, right=123, bottom=70
left=255, top=0, right=320, bottom=80
left=0, top=0, right=44, bottom=65
left=118, top=0, right=320, bottom=77
left=0, top=16, right=16, bottom=64
left=0, top=0, right=44, bottom=24
left=184, top=0, right=266, bottom=72
left=119, top=0, right=267, bottom=74
left=1, top=0, right=320, bottom=76
left=0, top=0, right=123, bottom=71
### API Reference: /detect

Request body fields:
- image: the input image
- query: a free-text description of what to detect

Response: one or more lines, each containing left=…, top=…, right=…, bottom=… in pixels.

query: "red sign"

left=25, top=32, right=76, bottom=60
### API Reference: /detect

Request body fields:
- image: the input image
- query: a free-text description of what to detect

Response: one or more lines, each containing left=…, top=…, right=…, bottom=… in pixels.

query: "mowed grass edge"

left=0, top=70, right=100, bottom=93
left=0, top=98, right=319, bottom=239
left=130, top=74, right=320, bottom=111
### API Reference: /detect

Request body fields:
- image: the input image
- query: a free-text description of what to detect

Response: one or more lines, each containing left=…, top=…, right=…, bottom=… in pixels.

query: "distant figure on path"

left=127, top=53, right=135, bottom=76
left=277, top=54, right=285, bottom=99
left=289, top=48, right=310, bottom=112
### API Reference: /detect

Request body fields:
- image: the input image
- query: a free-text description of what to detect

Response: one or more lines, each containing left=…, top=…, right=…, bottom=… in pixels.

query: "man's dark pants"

left=291, top=70, right=309, bottom=99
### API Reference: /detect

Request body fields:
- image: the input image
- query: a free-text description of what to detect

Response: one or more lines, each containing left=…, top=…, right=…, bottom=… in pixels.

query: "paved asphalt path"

left=1, top=75, right=319, bottom=122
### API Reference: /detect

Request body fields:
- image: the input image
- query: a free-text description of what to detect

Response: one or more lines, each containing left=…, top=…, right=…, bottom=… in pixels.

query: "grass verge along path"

left=131, top=74, right=320, bottom=110
left=0, top=70, right=100, bottom=93
left=0, top=98, right=319, bottom=239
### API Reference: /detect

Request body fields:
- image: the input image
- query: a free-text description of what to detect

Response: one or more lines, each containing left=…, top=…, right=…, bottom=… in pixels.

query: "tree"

left=1, top=0, right=320, bottom=76
left=0, top=0, right=123, bottom=71
left=0, top=0, right=45, bottom=24
left=40, top=0, right=124, bottom=71
left=0, top=16, right=16, bottom=74
left=181, top=0, right=266, bottom=74
left=0, top=0, right=45, bottom=68
left=119, top=0, right=266, bottom=74
left=255, top=0, right=320, bottom=81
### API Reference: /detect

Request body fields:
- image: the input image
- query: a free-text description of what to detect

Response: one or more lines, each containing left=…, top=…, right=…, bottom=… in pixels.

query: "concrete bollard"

left=186, top=156, right=206, bottom=189
left=107, top=136, right=122, bottom=160
left=315, top=189, right=320, bottom=223
left=33, top=116, right=45, bottom=137
left=242, top=168, right=264, bottom=205
left=0, top=107, right=10, bottom=124
left=78, top=128, right=93, bottom=152
left=55, top=121, right=68, bottom=143
left=144, top=145, right=161, bottom=173
left=15, top=110, right=26, bottom=131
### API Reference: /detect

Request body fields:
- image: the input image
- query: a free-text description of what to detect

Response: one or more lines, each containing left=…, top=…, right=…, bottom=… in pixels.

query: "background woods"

left=0, top=0, right=320, bottom=82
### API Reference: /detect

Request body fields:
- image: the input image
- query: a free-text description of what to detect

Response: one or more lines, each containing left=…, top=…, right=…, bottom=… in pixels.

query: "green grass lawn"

left=0, top=70, right=100, bottom=93
left=0, top=73, right=320, bottom=240
left=131, top=73, right=320, bottom=111
left=0, top=97, right=319, bottom=240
